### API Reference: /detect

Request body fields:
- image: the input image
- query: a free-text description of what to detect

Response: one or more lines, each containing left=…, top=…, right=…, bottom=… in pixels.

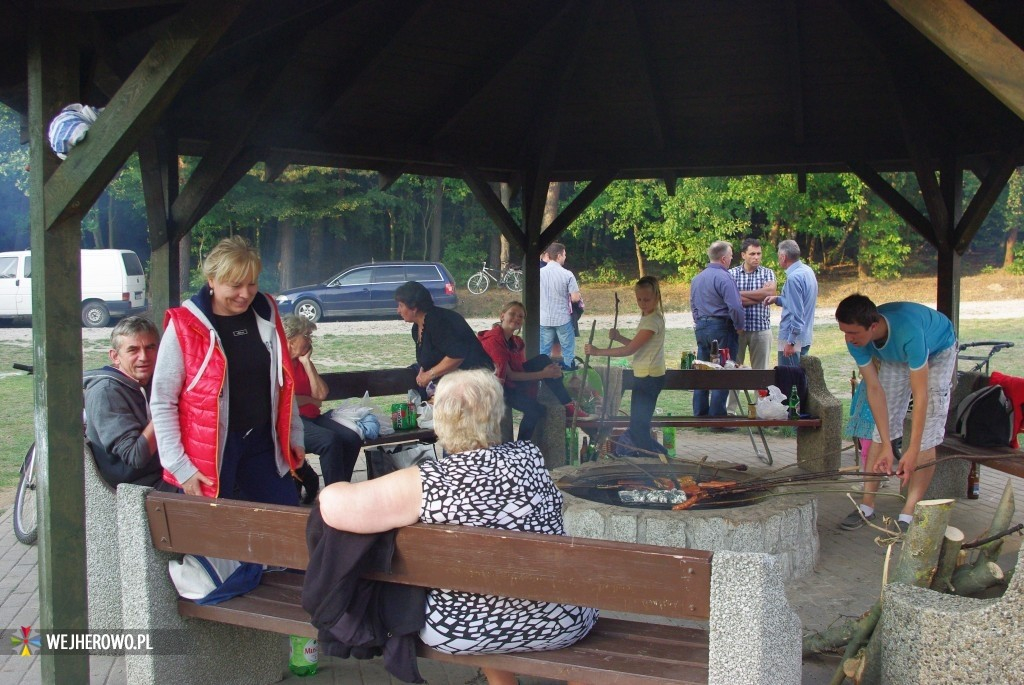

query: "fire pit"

left=556, top=461, right=769, bottom=510
left=553, top=460, right=818, bottom=581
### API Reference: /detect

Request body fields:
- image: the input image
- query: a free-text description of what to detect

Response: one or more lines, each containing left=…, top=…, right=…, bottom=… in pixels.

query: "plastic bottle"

left=289, top=635, right=319, bottom=677
left=967, top=462, right=980, bottom=499
left=663, top=418, right=676, bottom=457
left=787, top=385, right=800, bottom=420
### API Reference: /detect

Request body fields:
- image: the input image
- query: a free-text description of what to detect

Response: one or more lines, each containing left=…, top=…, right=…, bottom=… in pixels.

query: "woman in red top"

left=477, top=301, right=590, bottom=442
left=282, top=315, right=361, bottom=490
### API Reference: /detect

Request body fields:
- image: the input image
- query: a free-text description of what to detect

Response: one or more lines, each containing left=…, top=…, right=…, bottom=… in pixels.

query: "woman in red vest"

left=151, top=236, right=305, bottom=503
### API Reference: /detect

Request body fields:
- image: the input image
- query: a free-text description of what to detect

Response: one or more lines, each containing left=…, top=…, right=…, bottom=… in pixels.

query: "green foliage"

left=578, top=258, right=627, bottom=284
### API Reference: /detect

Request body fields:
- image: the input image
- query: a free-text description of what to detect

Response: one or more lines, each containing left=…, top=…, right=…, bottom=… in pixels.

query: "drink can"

left=747, top=402, right=758, bottom=420
left=720, top=348, right=730, bottom=365
left=391, top=403, right=418, bottom=430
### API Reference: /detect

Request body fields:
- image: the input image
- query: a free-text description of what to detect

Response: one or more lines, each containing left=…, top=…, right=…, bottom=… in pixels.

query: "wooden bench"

left=935, top=371, right=1024, bottom=481
left=576, top=368, right=823, bottom=465
left=139, top=489, right=801, bottom=684
left=319, top=367, right=436, bottom=447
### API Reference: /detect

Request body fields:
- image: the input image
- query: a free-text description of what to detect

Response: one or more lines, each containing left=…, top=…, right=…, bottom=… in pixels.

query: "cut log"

left=929, top=526, right=965, bottom=593
left=951, top=560, right=1005, bottom=596
left=802, top=605, right=872, bottom=655
left=891, top=498, right=955, bottom=588
left=828, top=600, right=881, bottom=685
left=976, top=481, right=1015, bottom=562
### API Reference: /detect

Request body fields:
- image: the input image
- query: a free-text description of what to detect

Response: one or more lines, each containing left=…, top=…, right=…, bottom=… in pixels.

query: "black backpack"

left=953, top=385, right=1014, bottom=447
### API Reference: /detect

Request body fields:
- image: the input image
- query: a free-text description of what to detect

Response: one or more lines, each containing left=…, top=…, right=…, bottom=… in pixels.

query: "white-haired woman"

left=318, top=369, right=596, bottom=685
left=151, top=235, right=304, bottom=504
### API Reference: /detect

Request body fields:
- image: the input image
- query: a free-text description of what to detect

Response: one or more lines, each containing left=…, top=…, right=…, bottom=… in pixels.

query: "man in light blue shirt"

left=764, top=240, right=817, bottom=367
left=835, top=295, right=956, bottom=534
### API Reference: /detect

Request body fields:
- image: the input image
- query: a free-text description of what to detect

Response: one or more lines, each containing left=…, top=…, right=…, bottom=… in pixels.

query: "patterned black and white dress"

left=417, top=440, right=598, bottom=654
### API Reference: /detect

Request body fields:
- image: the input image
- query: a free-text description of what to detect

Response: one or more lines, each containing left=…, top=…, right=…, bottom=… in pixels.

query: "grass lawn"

left=0, top=316, right=1022, bottom=495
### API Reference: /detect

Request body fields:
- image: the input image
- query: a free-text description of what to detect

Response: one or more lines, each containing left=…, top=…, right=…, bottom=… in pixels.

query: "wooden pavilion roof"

left=2, top=0, right=1022, bottom=183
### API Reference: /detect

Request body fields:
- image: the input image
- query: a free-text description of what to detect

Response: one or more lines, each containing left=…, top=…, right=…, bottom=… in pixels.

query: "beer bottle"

left=787, top=385, right=800, bottom=420
left=967, top=462, right=980, bottom=499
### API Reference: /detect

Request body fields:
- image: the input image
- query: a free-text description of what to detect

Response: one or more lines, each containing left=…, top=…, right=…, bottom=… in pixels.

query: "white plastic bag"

left=415, top=401, right=434, bottom=429
left=756, top=385, right=789, bottom=420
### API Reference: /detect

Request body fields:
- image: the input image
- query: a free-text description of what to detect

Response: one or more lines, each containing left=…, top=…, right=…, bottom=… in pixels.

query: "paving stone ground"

left=1, top=433, right=1019, bottom=684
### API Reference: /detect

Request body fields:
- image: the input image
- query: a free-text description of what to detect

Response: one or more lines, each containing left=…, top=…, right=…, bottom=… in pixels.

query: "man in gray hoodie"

left=84, top=316, right=167, bottom=489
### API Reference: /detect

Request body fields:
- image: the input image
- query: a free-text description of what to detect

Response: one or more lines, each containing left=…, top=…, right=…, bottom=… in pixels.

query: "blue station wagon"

left=275, top=261, right=458, bottom=322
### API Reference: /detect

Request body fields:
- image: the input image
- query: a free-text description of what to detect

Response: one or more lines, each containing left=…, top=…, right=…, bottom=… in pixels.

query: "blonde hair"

left=636, top=275, right=663, bottom=312
left=433, top=369, right=505, bottom=453
left=203, top=235, right=261, bottom=285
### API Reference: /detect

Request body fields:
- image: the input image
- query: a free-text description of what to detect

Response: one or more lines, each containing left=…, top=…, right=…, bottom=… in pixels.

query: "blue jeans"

left=628, top=375, right=667, bottom=455
left=539, top=321, right=577, bottom=369
left=504, top=355, right=573, bottom=442
left=693, top=317, right=738, bottom=416
left=778, top=345, right=810, bottom=368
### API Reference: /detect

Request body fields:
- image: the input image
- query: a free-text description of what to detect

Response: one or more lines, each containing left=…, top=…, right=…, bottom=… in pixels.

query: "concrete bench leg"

left=709, top=551, right=801, bottom=685
left=117, top=485, right=287, bottom=685
left=797, top=356, right=842, bottom=472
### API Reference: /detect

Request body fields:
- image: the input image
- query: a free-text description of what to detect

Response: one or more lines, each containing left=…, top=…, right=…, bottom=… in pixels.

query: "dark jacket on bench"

left=303, top=508, right=426, bottom=683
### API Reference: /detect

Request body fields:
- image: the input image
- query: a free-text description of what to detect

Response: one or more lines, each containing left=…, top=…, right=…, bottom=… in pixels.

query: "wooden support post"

left=28, top=11, right=87, bottom=684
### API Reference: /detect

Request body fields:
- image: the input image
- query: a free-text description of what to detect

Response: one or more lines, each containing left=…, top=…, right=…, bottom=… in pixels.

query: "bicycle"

left=12, top=362, right=37, bottom=545
left=466, top=261, right=523, bottom=294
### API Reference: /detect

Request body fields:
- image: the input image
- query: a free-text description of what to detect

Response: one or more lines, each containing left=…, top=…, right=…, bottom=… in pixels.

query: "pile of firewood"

left=803, top=481, right=1021, bottom=684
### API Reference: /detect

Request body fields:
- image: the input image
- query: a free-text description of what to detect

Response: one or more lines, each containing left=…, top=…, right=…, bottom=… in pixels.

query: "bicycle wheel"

left=467, top=272, right=489, bottom=294
left=13, top=443, right=38, bottom=545
left=504, top=269, right=523, bottom=292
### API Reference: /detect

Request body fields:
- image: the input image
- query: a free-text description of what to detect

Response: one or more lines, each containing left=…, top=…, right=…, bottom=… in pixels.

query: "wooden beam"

left=784, top=0, right=805, bottom=144
left=461, top=166, right=526, bottom=253
left=138, top=132, right=180, bottom=325
left=27, top=10, right=88, bottom=684
left=884, top=0, right=1024, bottom=120
left=41, top=0, right=248, bottom=231
left=955, top=146, right=1023, bottom=252
left=172, top=148, right=259, bottom=244
left=539, top=171, right=617, bottom=246
left=624, top=2, right=670, bottom=151
left=417, top=2, right=573, bottom=146
left=262, top=153, right=291, bottom=183
left=847, top=161, right=936, bottom=247
left=172, top=47, right=293, bottom=233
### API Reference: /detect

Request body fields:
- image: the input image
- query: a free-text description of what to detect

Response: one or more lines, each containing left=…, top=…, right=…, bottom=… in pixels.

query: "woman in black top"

left=394, top=281, right=493, bottom=393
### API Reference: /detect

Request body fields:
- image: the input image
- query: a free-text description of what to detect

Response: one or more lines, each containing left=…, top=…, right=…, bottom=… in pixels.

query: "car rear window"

left=406, top=265, right=442, bottom=282
left=372, top=266, right=406, bottom=284
left=121, top=252, right=145, bottom=276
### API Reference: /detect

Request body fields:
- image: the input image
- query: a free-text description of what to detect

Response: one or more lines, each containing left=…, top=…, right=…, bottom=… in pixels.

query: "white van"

left=0, top=249, right=147, bottom=327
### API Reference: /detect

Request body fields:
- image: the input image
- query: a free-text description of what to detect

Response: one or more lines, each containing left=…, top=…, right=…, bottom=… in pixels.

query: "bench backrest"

left=323, top=367, right=418, bottom=400
left=145, top=491, right=713, bottom=620
left=622, top=368, right=776, bottom=392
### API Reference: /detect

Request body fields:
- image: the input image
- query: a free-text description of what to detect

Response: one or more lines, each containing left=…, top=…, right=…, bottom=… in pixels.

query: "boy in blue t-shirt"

left=835, top=295, right=956, bottom=533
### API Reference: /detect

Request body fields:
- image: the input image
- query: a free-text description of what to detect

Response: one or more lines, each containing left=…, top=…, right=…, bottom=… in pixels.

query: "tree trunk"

left=428, top=178, right=443, bottom=261
left=107, top=191, right=116, bottom=248
left=978, top=480, right=1015, bottom=562
left=891, top=498, right=955, bottom=587
left=1004, top=226, right=1018, bottom=269
left=830, top=600, right=882, bottom=685
left=278, top=218, right=295, bottom=291
left=543, top=182, right=561, bottom=231
left=500, top=182, right=512, bottom=268
left=633, top=226, right=646, bottom=277
left=309, top=219, right=325, bottom=282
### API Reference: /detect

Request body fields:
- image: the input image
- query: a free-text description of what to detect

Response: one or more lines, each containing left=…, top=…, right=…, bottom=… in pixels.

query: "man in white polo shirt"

left=539, top=242, right=582, bottom=370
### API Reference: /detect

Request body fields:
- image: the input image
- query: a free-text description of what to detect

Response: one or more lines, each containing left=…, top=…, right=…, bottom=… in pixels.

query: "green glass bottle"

left=787, top=385, right=800, bottom=420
